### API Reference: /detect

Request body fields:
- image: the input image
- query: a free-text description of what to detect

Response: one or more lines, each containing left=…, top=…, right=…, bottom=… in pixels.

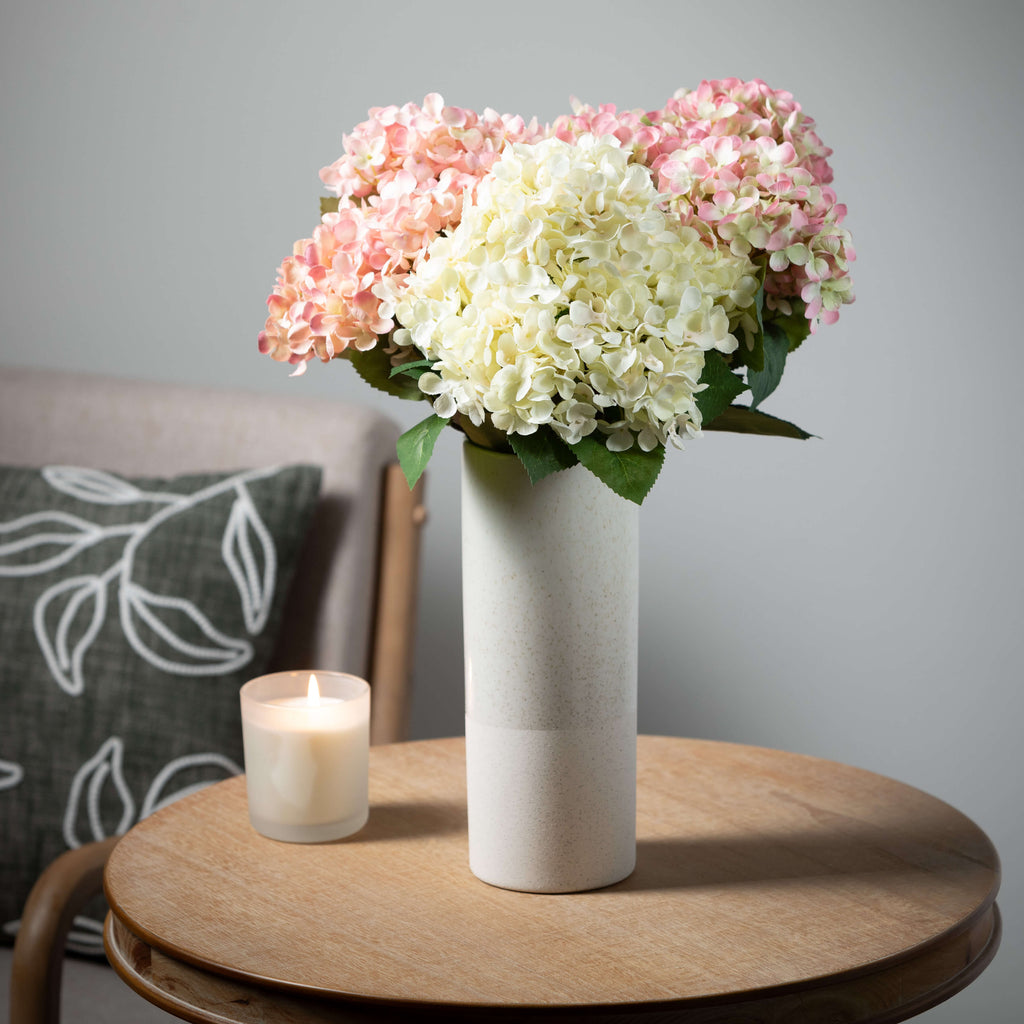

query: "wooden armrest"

left=10, top=837, right=120, bottom=1024
left=369, top=465, right=427, bottom=746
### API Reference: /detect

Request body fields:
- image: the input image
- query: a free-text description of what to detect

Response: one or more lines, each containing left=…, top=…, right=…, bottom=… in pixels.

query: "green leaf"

left=396, top=414, right=449, bottom=488
left=748, top=321, right=789, bottom=410
left=695, top=350, right=749, bottom=427
left=568, top=434, right=664, bottom=505
left=320, top=196, right=340, bottom=217
left=702, top=405, right=815, bottom=439
left=347, top=347, right=423, bottom=402
left=509, top=428, right=579, bottom=484
left=766, top=302, right=812, bottom=353
left=389, top=358, right=436, bottom=380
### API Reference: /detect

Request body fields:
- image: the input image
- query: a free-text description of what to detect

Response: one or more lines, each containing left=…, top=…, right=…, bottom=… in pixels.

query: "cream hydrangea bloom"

left=385, top=135, right=758, bottom=451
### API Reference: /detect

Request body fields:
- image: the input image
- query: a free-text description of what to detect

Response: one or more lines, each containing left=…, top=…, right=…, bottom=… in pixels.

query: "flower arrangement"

left=259, top=81, right=854, bottom=503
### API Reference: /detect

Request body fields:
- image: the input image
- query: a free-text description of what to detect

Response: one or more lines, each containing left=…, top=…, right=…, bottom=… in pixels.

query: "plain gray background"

left=2, top=1, right=1021, bottom=1020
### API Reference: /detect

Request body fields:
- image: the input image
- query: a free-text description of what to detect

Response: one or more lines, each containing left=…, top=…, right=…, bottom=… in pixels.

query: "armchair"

left=0, top=365, right=426, bottom=1023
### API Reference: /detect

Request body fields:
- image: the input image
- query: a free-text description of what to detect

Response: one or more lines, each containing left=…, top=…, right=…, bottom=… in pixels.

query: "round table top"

left=104, top=736, right=1000, bottom=1023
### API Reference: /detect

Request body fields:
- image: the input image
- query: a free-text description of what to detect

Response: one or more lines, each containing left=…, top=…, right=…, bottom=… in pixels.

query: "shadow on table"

left=621, top=805, right=995, bottom=893
left=358, top=799, right=466, bottom=842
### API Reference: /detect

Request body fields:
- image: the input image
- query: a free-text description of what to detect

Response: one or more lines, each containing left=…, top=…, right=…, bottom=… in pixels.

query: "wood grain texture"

left=366, top=465, right=425, bottom=746
left=104, top=907, right=1001, bottom=1024
left=103, top=736, right=1000, bottom=1022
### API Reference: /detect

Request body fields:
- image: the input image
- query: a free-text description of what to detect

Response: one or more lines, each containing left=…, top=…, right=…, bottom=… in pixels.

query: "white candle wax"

left=240, top=672, right=370, bottom=843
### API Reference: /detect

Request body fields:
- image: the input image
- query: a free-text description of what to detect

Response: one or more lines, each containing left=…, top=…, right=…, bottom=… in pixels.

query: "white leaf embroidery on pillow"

left=33, top=574, right=110, bottom=696
left=2, top=914, right=106, bottom=956
left=0, top=510, right=106, bottom=576
left=120, top=581, right=253, bottom=675
left=62, top=737, right=136, bottom=849
left=141, top=751, right=241, bottom=818
left=222, top=483, right=277, bottom=634
left=41, top=466, right=177, bottom=506
left=0, top=758, right=24, bottom=791
left=66, top=915, right=105, bottom=956
left=0, top=465, right=290, bottom=693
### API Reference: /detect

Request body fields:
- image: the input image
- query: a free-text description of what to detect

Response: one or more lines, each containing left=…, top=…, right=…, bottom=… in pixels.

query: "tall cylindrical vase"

left=462, top=443, right=638, bottom=893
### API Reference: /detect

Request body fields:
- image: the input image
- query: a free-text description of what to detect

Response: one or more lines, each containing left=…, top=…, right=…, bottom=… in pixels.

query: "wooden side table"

left=103, top=736, right=1000, bottom=1023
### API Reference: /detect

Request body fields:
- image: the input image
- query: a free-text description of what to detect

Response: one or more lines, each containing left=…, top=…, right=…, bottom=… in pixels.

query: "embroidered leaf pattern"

left=66, top=916, right=105, bottom=956
left=0, top=759, right=24, bottom=791
left=3, top=911, right=104, bottom=957
left=62, top=737, right=136, bottom=849
left=222, top=485, right=277, bottom=634
left=42, top=466, right=185, bottom=505
left=121, top=582, right=253, bottom=674
left=141, top=752, right=241, bottom=818
left=0, top=511, right=104, bottom=576
left=0, top=465, right=288, bottom=694
left=42, top=466, right=145, bottom=505
left=32, top=574, right=109, bottom=696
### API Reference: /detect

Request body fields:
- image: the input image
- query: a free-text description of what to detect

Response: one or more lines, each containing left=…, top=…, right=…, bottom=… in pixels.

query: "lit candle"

left=240, top=671, right=370, bottom=842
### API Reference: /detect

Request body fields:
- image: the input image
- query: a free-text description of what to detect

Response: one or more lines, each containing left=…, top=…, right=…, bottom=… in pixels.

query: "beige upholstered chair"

left=0, top=365, right=426, bottom=1023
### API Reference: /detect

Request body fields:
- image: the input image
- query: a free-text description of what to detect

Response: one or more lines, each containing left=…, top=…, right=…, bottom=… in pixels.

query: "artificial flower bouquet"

left=259, top=80, right=854, bottom=504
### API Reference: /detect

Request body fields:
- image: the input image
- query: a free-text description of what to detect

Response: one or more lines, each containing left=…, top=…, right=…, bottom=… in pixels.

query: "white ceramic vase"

left=462, top=443, right=638, bottom=893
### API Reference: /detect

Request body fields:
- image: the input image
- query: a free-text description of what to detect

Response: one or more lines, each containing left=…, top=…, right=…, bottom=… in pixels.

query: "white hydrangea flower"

left=387, top=135, right=757, bottom=450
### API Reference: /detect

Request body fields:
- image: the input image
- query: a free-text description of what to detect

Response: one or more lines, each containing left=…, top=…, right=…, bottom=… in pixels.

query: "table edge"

left=104, top=903, right=1002, bottom=1023
left=102, top=735, right=1002, bottom=1018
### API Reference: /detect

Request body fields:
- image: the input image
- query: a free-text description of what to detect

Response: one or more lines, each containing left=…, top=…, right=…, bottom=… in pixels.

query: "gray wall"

left=2, top=2, right=1021, bottom=1019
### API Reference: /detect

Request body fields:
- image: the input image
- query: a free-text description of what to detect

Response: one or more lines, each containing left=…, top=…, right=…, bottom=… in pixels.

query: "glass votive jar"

left=240, top=671, right=370, bottom=842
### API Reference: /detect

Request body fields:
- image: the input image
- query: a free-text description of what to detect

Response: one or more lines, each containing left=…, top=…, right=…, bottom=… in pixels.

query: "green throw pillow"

left=0, top=462, right=322, bottom=953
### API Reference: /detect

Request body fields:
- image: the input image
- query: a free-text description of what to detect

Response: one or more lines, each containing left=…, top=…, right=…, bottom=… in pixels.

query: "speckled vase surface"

left=462, top=443, right=638, bottom=893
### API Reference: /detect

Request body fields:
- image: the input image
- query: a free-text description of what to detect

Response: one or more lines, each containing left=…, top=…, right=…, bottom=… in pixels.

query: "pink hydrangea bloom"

left=259, top=95, right=545, bottom=370
left=652, top=79, right=855, bottom=329
left=320, top=92, right=542, bottom=198
left=551, top=100, right=669, bottom=161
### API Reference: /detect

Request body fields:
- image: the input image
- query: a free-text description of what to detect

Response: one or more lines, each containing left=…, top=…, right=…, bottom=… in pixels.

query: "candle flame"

left=307, top=673, right=321, bottom=706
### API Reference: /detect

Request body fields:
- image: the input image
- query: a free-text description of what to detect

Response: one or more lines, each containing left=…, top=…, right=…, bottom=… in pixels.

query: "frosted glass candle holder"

left=240, top=671, right=370, bottom=843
